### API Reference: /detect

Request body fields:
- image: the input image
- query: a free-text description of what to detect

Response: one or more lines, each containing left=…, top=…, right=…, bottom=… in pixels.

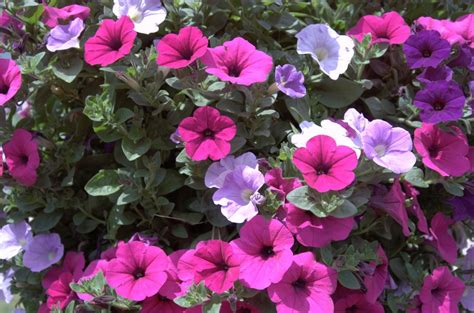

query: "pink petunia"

left=230, top=215, right=294, bottom=290
left=43, top=251, right=85, bottom=290
left=105, top=241, right=169, bottom=301
left=414, top=123, right=470, bottom=177
left=157, top=26, right=208, bottom=69
left=265, top=168, right=302, bottom=201
left=333, top=287, right=385, bottom=313
left=201, top=37, right=273, bottom=86
left=0, top=58, right=22, bottom=107
left=417, top=14, right=474, bottom=48
left=370, top=179, right=411, bottom=237
left=84, top=16, right=137, bottom=67
left=267, top=252, right=337, bottom=313
left=347, top=11, right=411, bottom=45
left=402, top=181, right=429, bottom=234
left=177, top=240, right=240, bottom=294
left=426, top=212, right=458, bottom=264
left=3, top=129, right=40, bottom=187
left=161, top=250, right=192, bottom=300
left=46, top=272, right=76, bottom=310
left=361, top=246, right=388, bottom=303
left=42, top=2, right=90, bottom=28
left=419, top=266, right=464, bottom=313
left=177, top=106, right=237, bottom=161
left=141, top=295, right=186, bottom=313
left=185, top=301, right=260, bottom=313
left=284, top=203, right=354, bottom=248
left=293, top=135, right=357, bottom=193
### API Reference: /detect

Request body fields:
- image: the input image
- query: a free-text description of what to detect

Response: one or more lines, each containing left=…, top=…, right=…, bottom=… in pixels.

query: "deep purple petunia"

left=403, top=30, right=451, bottom=69
left=413, top=81, right=465, bottom=123
left=447, top=181, right=474, bottom=221
left=416, top=65, right=453, bottom=84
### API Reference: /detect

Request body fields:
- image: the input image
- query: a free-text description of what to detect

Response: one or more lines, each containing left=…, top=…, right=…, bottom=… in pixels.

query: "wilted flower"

left=0, top=221, right=32, bottom=260
left=274, top=64, right=306, bottom=98
left=416, top=65, right=453, bottom=84
left=23, top=233, right=64, bottom=272
left=426, top=213, right=458, bottom=264
left=46, top=18, right=84, bottom=52
left=343, top=108, right=369, bottom=148
left=448, top=181, right=474, bottom=221
left=403, top=30, right=451, bottom=69
left=0, top=58, right=22, bottom=107
left=42, top=3, right=90, bottom=28
left=113, top=0, right=166, bottom=34
left=296, top=24, right=354, bottom=80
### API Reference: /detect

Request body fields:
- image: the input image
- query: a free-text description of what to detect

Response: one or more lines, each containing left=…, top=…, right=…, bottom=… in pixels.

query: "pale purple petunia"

left=403, top=30, right=451, bottom=69
left=23, top=233, right=64, bottom=272
left=343, top=108, right=369, bottom=148
left=205, top=152, right=258, bottom=189
left=46, top=18, right=84, bottom=52
left=0, top=220, right=32, bottom=260
left=461, top=248, right=474, bottom=311
left=361, top=119, right=416, bottom=174
left=274, top=64, right=306, bottom=98
left=212, top=165, right=265, bottom=223
left=414, top=81, right=465, bottom=123
left=0, top=268, right=14, bottom=303
left=113, top=0, right=167, bottom=34
left=416, top=65, right=453, bottom=84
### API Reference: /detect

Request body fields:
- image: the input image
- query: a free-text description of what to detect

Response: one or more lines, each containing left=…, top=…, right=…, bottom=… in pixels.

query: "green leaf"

left=31, top=211, right=63, bottom=232
left=121, top=137, right=151, bottom=161
left=203, top=301, right=222, bottom=313
left=404, top=167, right=430, bottom=188
left=157, top=170, right=185, bottom=195
left=363, top=97, right=396, bottom=119
left=174, top=282, right=209, bottom=308
left=338, top=270, right=361, bottom=290
left=441, top=181, right=464, bottom=197
left=114, top=108, right=135, bottom=124
left=85, top=169, right=122, bottom=196
left=117, top=188, right=140, bottom=205
left=315, top=77, right=363, bottom=109
left=52, top=58, right=83, bottom=83
left=330, top=200, right=357, bottom=218
left=286, top=186, right=328, bottom=217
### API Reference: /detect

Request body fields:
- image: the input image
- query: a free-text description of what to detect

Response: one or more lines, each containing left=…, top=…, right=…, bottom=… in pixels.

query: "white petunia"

left=296, top=24, right=354, bottom=80
left=113, top=0, right=167, bottom=34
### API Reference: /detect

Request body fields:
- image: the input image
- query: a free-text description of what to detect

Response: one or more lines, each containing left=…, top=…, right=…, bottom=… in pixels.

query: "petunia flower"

left=447, top=181, right=474, bottom=221
left=370, top=180, right=411, bottom=237
left=274, top=64, right=306, bottom=98
left=157, top=26, right=208, bottom=69
left=201, top=37, right=273, bottom=86
left=403, top=30, right=451, bottom=69
left=402, top=181, right=429, bottom=234
left=177, top=106, right=237, bottom=161
left=42, top=3, right=90, bottom=28
left=159, top=249, right=192, bottom=300
left=449, top=43, right=474, bottom=71
left=343, top=108, right=369, bottom=148
left=0, top=58, right=22, bottom=107
left=296, top=24, right=354, bottom=80
left=141, top=295, right=186, bottom=313
left=212, top=165, right=265, bottom=223
left=0, top=269, right=14, bottom=303
left=113, top=0, right=166, bottom=34
left=205, top=152, right=258, bottom=189
left=419, top=266, right=464, bottom=313
left=105, top=241, right=169, bottom=301
left=416, top=65, right=453, bottom=84
left=0, top=221, right=32, bottom=260
left=426, top=212, right=458, bottom=264
left=360, top=246, right=388, bottom=303
left=413, top=81, right=465, bottom=123
left=284, top=203, right=354, bottom=248
left=361, top=119, right=416, bottom=174
left=291, top=120, right=361, bottom=157
left=46, top=18, right=84, bottom=52
left=230, top=215, right=294, bottom=290
left=265, top=168, right=302, bottom=201
left=46, top=272, right=76, bottom=310
left=3, top=129, right=40, bottom=186
left=84, top=16, right=137, bottom=67
left=42, top=251, right=85, bottom=290
left=460, top=248, right=474, bottom=311
left=186, top=301, right=260, bottom=313
left=177, top=240, right=240, bottom=293
left=23, top=233, right=64, bottom=272
left=293, top=135, right=357, bottom=193
left=418, top=14, right=474, bottom=48
left=347, top=11, right=411, bottom=45
left=267, top=252, right=337, bottom=313
left=333, top=287, right=385, bottom=313
left=414, top=123, right=470, bottom=177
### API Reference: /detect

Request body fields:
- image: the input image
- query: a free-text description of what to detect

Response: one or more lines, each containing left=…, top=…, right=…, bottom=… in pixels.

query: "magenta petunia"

left=414, top=123, right=470, bottom=177
left=293, top=135, right=357, bottom=193
left=43, top=251, right=85, bottom=290
left=178, top=240, right=240, bottom=294
left=265, top=168, right=302, bottom=201
left=370, top=180, right=411, bottom=237
left=177, top=106, right=237, bottom=161
left=284, top=204, right=354, bottom=248
left=42, top=3, right=90, bottom=28
left=105, top=241, right=169, bottom=301
left=267, top=252, right=337, bottom=313
left=230, top=215, right=294, bottom=290
left=201, top=37, right=273, bottom=86
left=333, top=287, right=385, bottom=313
left=402, top=181, right=429, bottom=234
left=141, top=295, right=186, bottom=313
left=347, top=11, right=411, bottom=45
left=361, top=246, right=388, bottom=303
left=0, top=59, right=22, bottom=107
left=418, top=14, right=474, bottom=49
left=3, top=129, right=40, bottom=186
left=426, top=212, right=458, bottom=264
left=159, top=249, right=192, bottom=300
left=186, top=301, right=260, bottom=313
left=157, top=26, right=208, bottom=69
left=419, top=266, right=464, bottom=313
left=46, top=272, right=76, bottom=310
left=84, top=16, right=137, bottom=67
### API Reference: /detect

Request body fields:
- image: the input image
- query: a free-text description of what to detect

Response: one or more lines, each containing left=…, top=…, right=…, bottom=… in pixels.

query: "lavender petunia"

left=212, top=165, right=265, bottom=223
left=46, top=18, right=84, bottom=52
left=447, top=181, right=474, bottom=221
left=0, top=221, right=32, bottom=260
left=414, top=81, right=466, bottom=123
left=23, top=233, right=64, bottom=272
left=274, top=64, right=306, bottom=98
left=343, top=108, right=369, bottom=148
left=0, top=268, right=14, bottom=303
left=403, top=30, right=451, bottom=69
left=361, top=119, right=416, bottom=174
left=461, top=248, right=474, bottom=311
left=416, top=65, right=453, bottom=84
left=205, top=152, right=258, bottom=189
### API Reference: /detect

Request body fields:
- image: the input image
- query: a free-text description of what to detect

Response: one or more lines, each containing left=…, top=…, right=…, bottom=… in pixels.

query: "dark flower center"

left=346, top=305, right=358, bottom=313
left=432, top=287, right=444, bottom=298
left=109, top=38, right=123, bottom=51
left=202, top=129, right=215, bottom=138
left=20, top=154, right=29, bottom=165
left=159, top=295, right=170, bottom=302
left=0, top=82, right=9, bottom=95
left=179, top=47, right=194, bottom=60
left=227, top=63, right=242, bottom=77
left=238, top=309, right=252, bottom=313
left=431, top=100, right=446, bottom=111
left=315, top=163, right=330, bottom=175
left=376, top=31, right=388, bottom=39
left=428, top=145, right=440, bottom=158
left=218, top=263, right=230, bottom=271
left=422, top=49, right=432, bottom=58
left=260, top=246, right=275, bottom=259
left=133, top=267, right=145, bottom=279
left=292, top=278, right=307, bottom=289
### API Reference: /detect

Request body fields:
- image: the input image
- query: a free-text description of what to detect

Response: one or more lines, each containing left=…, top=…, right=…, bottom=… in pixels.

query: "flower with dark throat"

left=0, top=59, right=22, bottom=107
left=403, top=30, right=451, bottom=69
